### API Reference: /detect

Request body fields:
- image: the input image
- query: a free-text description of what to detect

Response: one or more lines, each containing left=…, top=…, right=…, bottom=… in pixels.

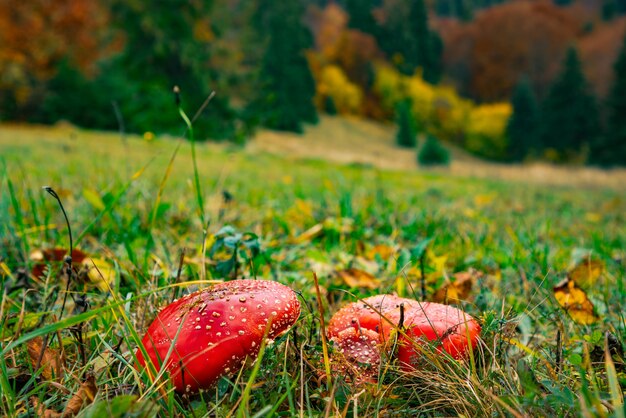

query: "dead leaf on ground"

left=64, top=374, right=97, bottom=417
left=365, top=244, right=397, bottom=261
left=336, top=268, right=380, bottom=290
left=292, top=223, right=324, bottom=244
left=30, top=374, right=98, bottom=418
left=27, top=337, right=65, bottom=382
left=473, top=194, right=495, bottom=207
left=432, top=270, right=481, bottom=304
left=553, top=278, right=599, bottom=325
left=81, top=257, right=116, bottom=292
left=30, top=248, right=87, bottom=279
left=31, top=397, right=61, bottom=418
left=568, top=257, right=604, bottom=288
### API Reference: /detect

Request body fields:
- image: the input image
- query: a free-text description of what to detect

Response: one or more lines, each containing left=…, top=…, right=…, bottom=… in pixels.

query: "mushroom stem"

left=313, top=272, right=332, bottom=389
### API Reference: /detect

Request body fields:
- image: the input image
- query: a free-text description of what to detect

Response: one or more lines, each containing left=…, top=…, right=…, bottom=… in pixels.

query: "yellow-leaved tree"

left=374, top=64, right=512, bottom=159
left=465, top=103, right=512, bottom=160
left=316, top=65, right=364, bottom=115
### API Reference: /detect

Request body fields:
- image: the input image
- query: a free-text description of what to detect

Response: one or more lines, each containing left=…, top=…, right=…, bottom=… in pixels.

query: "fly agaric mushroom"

left=330, top=327, right=380, bottom=384
left=328, top=295, right=480, bottom=375
left=328, top=294, right=419, bottom=338
left=380, top=301, right=481, bottom=368
left=136, top=279, right=300, bottom=392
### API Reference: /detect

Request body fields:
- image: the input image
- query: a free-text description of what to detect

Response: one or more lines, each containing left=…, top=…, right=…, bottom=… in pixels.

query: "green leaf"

left=78, top=395, right=158, bottom=418
left=606, top=334, right=625, bottom=418
left=82, top=188, right=105, bottom=211
left=410, top=238, right=432, bottom=260
left=568, top=353, right=583, bottom=366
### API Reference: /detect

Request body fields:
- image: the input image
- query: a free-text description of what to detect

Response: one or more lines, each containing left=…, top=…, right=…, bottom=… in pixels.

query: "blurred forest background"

left=1, top=0, right=625, bottom=166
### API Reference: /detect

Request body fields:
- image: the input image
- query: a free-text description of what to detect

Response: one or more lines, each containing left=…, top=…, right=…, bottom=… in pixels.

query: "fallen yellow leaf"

left=432, top=270, right=480, bottom=304
left=584, top=212, right=602, bottom=223
left=82, top=258, right=116, bottom=292
left=336, top=268, right=380, bottom=290
left=474, top=194, right=495, bottom=207
left=366, top=244, right=397, bottom=261
left=553, top=278, right=598, bottom=325
left=292, top=223, right=324, bottom=244
left=568, top=257, right=604, bottom=288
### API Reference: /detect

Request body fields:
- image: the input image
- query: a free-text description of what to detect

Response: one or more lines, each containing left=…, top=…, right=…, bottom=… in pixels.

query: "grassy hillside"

left=1, top=123, right=625, bottom=416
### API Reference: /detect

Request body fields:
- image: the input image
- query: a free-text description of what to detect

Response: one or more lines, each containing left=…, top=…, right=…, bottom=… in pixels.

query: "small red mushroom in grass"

left=327, top=295, right=481, bottom=382
left=136, top=279, right=300, bottom=393
left=329, top=327, right=381, bottom=384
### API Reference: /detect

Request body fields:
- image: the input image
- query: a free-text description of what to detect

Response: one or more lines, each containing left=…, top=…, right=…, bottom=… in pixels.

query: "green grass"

left=0, top=123, right=625, bottom=416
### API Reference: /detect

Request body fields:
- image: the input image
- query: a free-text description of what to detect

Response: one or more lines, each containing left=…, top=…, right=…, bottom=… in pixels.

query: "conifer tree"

left=380, top=0, right=442, bottom=83
left=506, top=76, right=539, bottom=161
left=109, top=0, right=237, bottom=138
left=396, top=100, right=417, bottom=148
left=589, top=35, right=626, bottom=166
left=418, top=135, right=450, bottom=165
left=539, top=47, right=600, bottom=160
left=254, top=0, right=318, bottom=133
left=346, top=0, right=378, bottom=35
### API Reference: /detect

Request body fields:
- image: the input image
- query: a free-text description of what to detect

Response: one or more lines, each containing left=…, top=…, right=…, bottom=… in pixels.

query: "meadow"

left=1, top=123, right=625, bottom=417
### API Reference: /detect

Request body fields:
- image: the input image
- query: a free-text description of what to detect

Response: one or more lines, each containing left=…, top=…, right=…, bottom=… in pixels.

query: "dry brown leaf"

left=30, top=248, right=87, bottom=279
left=31, top=397, right=61, bottom=418
left=27, top=337, right=64, bottom=382
left=336, top=268, right=380, bottom=290
left=30, top=375, right=97, bottom=418
left=553, top=278, right=599, bottom=325
left=568, top=257, right=604, bottom=288
left=431, top=270, right=479, bottom=304
left=63, top=374, right=97, bottom=417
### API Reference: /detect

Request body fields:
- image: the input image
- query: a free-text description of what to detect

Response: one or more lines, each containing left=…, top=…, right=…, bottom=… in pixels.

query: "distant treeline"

left=0, top=0, right=624, bottom=165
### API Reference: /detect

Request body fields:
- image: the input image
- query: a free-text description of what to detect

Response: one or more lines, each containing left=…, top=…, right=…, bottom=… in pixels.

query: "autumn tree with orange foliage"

left=0, top=0, right=113, bottom=118
left=308, top=3, right=386, bottom=118
left=441, top=1, right=580, bottom=102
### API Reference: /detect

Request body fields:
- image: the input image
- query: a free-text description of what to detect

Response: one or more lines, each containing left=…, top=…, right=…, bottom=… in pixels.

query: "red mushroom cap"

left=330, top=327, right=380, bottom=384
left=380, top=302, right=481, bottom=368
left=328, top=295, right=481, bottom=374
left=136, top=279, right=300, bottom=392
left=328, top=294, right=419, bottom=338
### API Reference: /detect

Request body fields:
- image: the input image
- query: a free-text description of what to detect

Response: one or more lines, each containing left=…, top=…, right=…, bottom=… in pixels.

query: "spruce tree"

left=109, top=0, right=236, bottom=138
left=396, top=100, right=417, bottom=148
left=346, top=0, right=378, bottom=35
left=254, top=0, right=318, bottom=133
left=506, top=76, right=539, bottom=161
left=418, top=135, right=450, bottom=165
left=377, top=0, right=441, bottom=83
left=589, top=35, right=626, bottom=166
left=539, top=47, right=600, bottom=161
